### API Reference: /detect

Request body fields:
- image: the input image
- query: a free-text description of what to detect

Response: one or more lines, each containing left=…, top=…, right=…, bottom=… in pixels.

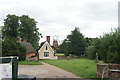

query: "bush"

left=89, top=30, right=120, bottom=63
left=2, top=38, right=26, bottom=61
left=86, top=46, right=96, bottom=59
left=99, top=30, right=120, bottom=63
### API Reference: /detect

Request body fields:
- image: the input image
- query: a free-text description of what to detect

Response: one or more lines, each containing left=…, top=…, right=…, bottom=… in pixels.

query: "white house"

left=38, top=36, right=57, bottom=59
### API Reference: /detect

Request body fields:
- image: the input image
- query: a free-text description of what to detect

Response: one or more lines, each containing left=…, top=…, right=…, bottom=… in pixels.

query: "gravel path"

left=18, top=62, right=80, bottom=78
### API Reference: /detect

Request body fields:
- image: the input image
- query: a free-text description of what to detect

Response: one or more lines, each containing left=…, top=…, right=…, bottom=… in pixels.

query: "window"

left=46, top=46, right=47, bottom=50
left=44, top=52, right=49, bottom=57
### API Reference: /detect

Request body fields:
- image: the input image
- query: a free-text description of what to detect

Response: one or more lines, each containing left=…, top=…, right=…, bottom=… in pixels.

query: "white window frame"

left=43, top=52, right=49, bottom=58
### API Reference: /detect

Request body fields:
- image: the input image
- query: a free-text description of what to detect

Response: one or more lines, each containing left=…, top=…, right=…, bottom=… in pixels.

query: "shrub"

left=86, top=46, right=96, bottom=59
left=86, top=29, right=120, bottom=63
left=2, top=38, right=26, bottom=61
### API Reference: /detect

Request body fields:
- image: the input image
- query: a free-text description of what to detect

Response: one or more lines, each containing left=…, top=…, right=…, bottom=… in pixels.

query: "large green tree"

left=2, top=14, right=19, bottom=39
left=19, top=15, right=41, bottom=49
left=2, top=14, right=41, bottom=49
left=65, top=27, right=87, bottom=56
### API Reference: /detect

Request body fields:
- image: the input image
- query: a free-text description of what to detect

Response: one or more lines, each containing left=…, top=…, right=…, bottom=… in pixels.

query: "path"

left=18, top=62, right=80, bottom=78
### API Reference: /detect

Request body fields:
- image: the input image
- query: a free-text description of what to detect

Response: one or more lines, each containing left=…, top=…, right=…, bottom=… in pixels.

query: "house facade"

left=38, top=36, right=57, bottom=59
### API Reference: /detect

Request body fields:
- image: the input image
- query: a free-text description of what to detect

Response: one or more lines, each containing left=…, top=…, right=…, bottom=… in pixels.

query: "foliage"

left=58, top=28, right=87, bottom=56
left=2, top=38, right=26, bottom=60
left=19, top=15, right=41, bottom=49
left=56, top=39, right=67, bottom=53
left=2, top=14, right=19, bottom=39
left=19, top=61, right=42, bottom=65
left=85, top=37, right=97, bottom=46
left=66, top=27, right=87, bottom=56
left=86, top=38, right=99, bottom=59
left=86, top=29, right=120, bottom=63
left=86, top=46, right=96, bottom=59
left=2, top=14, right=41, bottom=49
left=97, top=30, right=120, bottom=63
left=42, top=59, right=103, bottom=79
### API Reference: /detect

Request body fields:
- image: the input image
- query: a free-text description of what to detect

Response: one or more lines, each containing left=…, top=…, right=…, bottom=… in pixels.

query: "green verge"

left=42, top=58, right=103, bottom=79
left=55, top=53, right=64, bottom=56
left=19, top=61, right=42, bottom=65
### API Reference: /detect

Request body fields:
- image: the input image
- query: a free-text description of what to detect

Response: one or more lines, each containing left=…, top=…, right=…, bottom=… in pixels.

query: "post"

left=96, top=53, right=99, bottom=63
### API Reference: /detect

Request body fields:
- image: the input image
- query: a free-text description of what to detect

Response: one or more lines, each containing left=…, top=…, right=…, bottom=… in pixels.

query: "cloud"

left=0, top=0, right=119, bottom=44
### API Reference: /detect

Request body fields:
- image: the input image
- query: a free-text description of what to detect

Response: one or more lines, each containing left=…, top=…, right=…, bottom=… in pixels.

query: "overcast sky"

left=0, top=0, right=119, bottom=45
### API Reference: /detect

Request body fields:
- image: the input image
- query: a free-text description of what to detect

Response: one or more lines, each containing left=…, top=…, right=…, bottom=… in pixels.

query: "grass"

left=19, top=61, right=43, bottom=65
left=42, top=58, right=103, bottom=79
left=55, top=53, right=64, bottom=56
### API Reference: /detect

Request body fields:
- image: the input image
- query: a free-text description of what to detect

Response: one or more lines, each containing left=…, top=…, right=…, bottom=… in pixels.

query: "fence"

left=97, top=64, right=120, bottom=79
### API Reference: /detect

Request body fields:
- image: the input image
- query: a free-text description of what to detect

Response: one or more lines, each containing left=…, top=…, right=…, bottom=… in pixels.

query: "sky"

left=0, top=0, right=119, bottom=45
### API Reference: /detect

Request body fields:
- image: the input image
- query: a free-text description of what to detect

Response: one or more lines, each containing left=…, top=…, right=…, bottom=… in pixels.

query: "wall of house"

left=38, top=42, right=54, bottom=59
left=26, top=52, right=35, bottom=59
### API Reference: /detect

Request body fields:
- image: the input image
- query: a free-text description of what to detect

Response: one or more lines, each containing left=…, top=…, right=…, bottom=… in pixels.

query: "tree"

left=2, top=14, right=41, bottom=49
left=1, top=14, right=41, bottom=60
left=2, top=14, right=19, bottom=39
left=19, top=15, right=41, bottom=49
left=57, top=39, right=69, bottom=55
left=2, top=38, right=26, bottom=60
left=66, top=27, right=87, bottom=56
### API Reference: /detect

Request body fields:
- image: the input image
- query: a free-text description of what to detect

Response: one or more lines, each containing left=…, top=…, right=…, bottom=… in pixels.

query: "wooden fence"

left=97, top=64, right=120, bottom=79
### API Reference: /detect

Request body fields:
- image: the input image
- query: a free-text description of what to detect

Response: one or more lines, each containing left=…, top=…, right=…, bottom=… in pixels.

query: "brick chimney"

left=46, top=36, right=50, bottom=44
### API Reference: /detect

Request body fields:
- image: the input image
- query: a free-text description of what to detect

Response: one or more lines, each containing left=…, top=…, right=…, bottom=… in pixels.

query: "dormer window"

left=46, top=46, right=47, bottom=50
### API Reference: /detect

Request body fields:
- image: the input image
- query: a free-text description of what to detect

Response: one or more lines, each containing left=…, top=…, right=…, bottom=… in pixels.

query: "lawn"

left=19, top=61, right=43, bottom=65
left=42, top=59, right=103, bottom=79
left=55, top=53, right=64, bottom=56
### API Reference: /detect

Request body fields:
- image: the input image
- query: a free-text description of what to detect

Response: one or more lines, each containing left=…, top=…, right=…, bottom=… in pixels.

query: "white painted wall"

left=38, top=42, right=55, bottom=59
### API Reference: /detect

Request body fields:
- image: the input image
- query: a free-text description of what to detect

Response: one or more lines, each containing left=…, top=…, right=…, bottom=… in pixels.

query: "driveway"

left=18, top=62, right=80, bottom=78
